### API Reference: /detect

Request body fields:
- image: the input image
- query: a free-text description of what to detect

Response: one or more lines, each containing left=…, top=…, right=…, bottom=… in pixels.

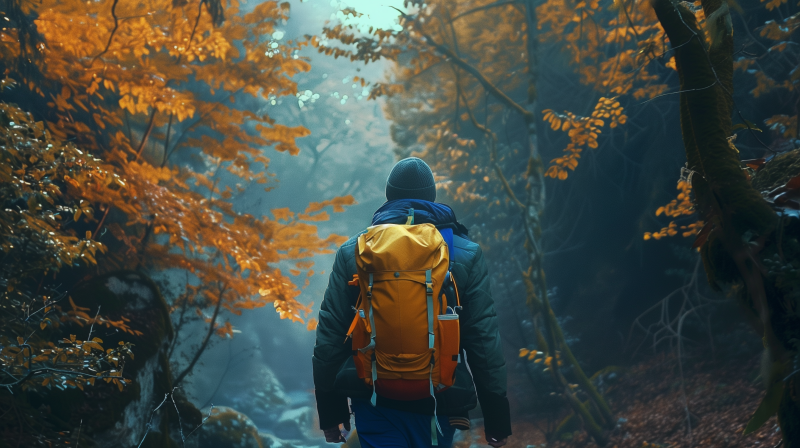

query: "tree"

left=650, top=0, right=800, bottom=444
left=0, top=0, right=351, bottom=391
left=0, top=93, right=135, bottom=394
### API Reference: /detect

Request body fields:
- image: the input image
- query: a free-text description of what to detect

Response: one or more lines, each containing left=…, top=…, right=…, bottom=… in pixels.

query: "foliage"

left=650, top=0, right=800, bottom=443
left=0, top=97, right=136, bottom=392
left=543, top=97, right=627, bottom=180
left=536, top=0, right=669, bottom=98
left=643, top=179, right=705, bottom=241
left=0, top=0, right=354, bottom=391
left=734, top=0, right=800, bottom=150
left=535, top=0, right=672, bottom=177
left=316, top=1, right=617, bottom=444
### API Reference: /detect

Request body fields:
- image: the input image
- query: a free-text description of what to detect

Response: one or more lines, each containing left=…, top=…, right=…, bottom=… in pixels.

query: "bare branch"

left=90, top=0, right=120, bottom=65
left=173, top=283, right=226, bottom=386
left=395, top=8, right=534, bottom=123
left=451, top=0, right=519, bottom=22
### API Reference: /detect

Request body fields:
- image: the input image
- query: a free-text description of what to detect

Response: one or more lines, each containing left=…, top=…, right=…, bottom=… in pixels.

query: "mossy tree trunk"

left=651, top=0, right=800, bottom=444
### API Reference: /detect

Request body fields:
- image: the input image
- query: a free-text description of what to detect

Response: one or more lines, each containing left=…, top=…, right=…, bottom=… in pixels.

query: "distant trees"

left=317, top=1, right=618, bottom=443
left=319, top=0, right=800, bottom=443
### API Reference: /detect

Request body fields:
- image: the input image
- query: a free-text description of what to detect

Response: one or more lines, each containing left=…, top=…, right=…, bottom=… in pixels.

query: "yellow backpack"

left=345, top=217, right=461, bottom=409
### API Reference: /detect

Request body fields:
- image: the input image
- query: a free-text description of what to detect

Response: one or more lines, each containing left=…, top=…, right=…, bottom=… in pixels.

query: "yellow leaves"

left=215, top=321, right=235, bottom=338
left=765, top=115, right=798, bottom=138
left=538, top=0, right=668, bottom=96
left=519, top=348, right=563, bottom=367
left=306, top=317, right=318, bottom=331
left=759, top=17, right=800, bottom=42
left=762, top=0, right=786, bottom=10
left=519, top=348, right=546, bottom=361
left=0, top=0, right=349, bottom=368
left=644, top=180, right=703, bottom=241
left=655, top=180, right=694, bottom=218
left=272, top=207, right=294, bottom=221
left=304, top=195, right=357, bottom=214
left=544, top=98, right=626, bottom=180
left=542, top=109, right=562, bottom=131
left=751, top=71, right=793, bottom=98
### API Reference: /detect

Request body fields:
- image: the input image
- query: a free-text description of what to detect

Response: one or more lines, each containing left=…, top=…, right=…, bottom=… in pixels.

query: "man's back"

left=312, top=159, right=511, bottom=448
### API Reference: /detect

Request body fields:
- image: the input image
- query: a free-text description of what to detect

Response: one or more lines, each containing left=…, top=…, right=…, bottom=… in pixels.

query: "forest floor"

left=456, top=354, right=782, bottom=448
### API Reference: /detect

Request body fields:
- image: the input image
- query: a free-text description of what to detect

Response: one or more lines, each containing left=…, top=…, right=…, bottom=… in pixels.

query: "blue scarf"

left=371, top=199, right=469, bottom=238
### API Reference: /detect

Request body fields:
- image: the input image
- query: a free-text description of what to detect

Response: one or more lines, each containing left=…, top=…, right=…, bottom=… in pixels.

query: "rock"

left=221, top=364, right=288, bottom=428
left=198, top=406, right=263, bottom=448
left=27, top=271, right=184, bottom=448
left=272, top=406, right=315, bottom=441
left=258, top=431, right=313, bottom=448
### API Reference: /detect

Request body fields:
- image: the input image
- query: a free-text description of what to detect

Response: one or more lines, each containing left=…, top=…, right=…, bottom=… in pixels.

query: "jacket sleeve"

left=460, top=244, right=512, bottom=439
left=312, top=244, right=357, bottom=429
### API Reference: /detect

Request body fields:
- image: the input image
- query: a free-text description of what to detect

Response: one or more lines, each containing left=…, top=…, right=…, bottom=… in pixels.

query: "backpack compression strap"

left=426, top=268, right=443, bottom=445
left=363, top=272, right=378, bottom=406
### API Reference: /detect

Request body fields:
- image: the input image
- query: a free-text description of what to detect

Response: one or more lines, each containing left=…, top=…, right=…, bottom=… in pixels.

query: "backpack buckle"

left=425, top=270, right=433, bottom=294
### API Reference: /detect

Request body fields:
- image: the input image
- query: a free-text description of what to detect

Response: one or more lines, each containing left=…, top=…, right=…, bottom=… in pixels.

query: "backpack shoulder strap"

left=438, top=227, right=455, bottom=260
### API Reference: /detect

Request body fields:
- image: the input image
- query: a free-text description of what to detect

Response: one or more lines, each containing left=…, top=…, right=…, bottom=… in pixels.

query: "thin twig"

left=170, top=387, right=186, bottom=447
left=186, top=405, right=215, bottom=438
left=91, top=0, right=120, bottom=65
left=136, top=392, right=171, bottom=448
left=75, top=419, right=83, bottom=448
left=87, top=305, right=101, bottom=342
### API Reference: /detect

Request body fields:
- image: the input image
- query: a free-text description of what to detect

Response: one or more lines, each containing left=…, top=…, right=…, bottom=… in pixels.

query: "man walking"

left=313, top=157, right=511, bottom=447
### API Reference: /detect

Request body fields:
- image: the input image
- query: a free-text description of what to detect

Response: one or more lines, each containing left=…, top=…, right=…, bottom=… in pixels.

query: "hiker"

left=312, top=157, right=511, bottom=448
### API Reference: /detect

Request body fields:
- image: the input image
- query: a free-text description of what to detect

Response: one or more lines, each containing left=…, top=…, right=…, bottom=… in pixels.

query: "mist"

left=0, top=0, right=796, bottom=447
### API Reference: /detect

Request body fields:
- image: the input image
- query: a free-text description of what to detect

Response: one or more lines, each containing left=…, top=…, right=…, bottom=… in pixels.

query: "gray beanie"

left=385, top=157, right=436, bottom=202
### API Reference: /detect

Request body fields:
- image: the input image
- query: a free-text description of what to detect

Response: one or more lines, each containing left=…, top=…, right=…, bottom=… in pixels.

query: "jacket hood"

left=372, top=199, right=469, bottom=238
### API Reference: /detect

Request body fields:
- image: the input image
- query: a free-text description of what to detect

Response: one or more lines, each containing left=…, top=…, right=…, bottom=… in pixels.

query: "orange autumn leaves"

left=1, top=0, right=350, bottom=338
left=519, top=348, right=564, bottom=369
left=643, top=179, right=704, bottom=241
left=544, top=97, right=627, bottom=180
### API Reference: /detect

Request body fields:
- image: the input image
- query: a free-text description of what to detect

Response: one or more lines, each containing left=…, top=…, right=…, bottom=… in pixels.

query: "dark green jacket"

left=312, top=201, right=511, bottom=438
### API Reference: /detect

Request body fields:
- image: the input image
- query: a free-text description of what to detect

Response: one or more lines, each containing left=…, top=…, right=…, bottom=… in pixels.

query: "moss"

left=552, top=413, right=582, bottom=441
left=653, top=0, right=777, bottom=238
left=700, top=232, right=740, bottom=288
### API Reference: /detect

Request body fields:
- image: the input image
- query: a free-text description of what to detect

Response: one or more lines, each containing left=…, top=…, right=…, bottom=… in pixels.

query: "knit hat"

left=385, top=157, right=437, bottom=202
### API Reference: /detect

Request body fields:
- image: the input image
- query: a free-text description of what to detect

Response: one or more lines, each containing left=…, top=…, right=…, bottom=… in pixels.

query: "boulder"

left=198, top=406, right=264, bottom=448
left=273, top=406, right=315, bottom=440
left=26, top=271, right=194, bottom=448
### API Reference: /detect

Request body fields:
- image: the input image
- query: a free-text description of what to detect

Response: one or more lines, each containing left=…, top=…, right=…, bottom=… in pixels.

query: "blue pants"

left=351, top=399, right=455, bottom=448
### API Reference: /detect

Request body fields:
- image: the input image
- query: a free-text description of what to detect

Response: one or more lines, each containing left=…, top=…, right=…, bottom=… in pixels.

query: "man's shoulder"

left=452, top=234, right=482, bottom=270
left=453, top=234, right=479, bottom=254
left=335, top=230, right=368, bottom=259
